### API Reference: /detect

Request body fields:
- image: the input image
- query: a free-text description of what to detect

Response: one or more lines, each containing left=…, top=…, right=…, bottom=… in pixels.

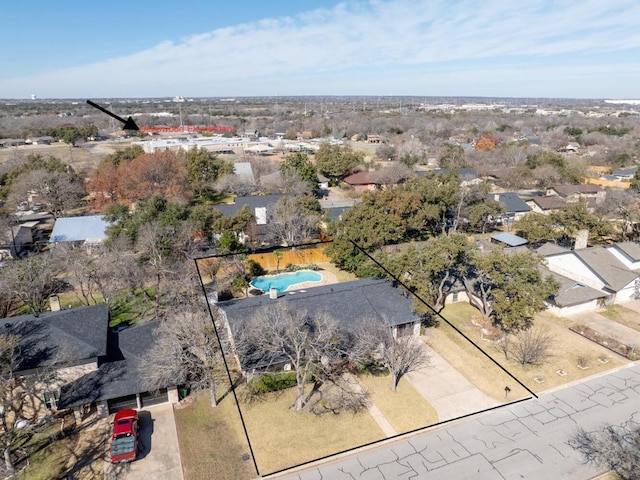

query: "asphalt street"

left=276, top=364, right=640, bottom=480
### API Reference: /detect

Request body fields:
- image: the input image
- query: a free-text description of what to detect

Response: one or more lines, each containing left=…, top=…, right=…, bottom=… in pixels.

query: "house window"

left=43, top=391, right=59, bottom=410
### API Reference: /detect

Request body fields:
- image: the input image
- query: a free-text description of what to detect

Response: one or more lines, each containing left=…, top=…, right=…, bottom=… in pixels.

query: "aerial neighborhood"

left=1, top=96, right=640, bottom=479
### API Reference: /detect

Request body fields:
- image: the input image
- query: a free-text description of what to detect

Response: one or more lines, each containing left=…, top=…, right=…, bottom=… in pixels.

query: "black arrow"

left=86, top=100, right=139, bottom=131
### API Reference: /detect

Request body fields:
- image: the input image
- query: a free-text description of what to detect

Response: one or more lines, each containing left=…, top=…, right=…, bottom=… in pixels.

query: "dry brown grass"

left=315, top=261, right=358, bottom=282
left=599, top=304, right=640, bottom=333
left=357, top=374, right=438, bottom=433
left=430, top=303, right=629, bottom=396
left=174, top=394, right=255, bottom=480
left=238, top=386, right=384, bottom=474
left=0, top=143, right=107, bottom=173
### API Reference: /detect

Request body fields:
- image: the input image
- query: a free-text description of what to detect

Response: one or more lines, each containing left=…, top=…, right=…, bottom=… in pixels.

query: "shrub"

left=248, top=372, right=298, bottom=394
left=285, top=264, right=300, bottom=272
left=247, top=259, right=266, bottom=277
left=306, top=263, right=319, bottom=271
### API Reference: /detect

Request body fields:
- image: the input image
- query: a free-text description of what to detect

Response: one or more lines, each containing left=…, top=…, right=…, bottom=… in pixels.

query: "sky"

left=1, top=0, right=639, bottom=99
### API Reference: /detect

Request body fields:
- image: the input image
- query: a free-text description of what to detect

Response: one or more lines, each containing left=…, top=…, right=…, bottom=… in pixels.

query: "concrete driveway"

left=105, top=404, right=183, bottom=480
left=564, top=309, right=640, bottom=347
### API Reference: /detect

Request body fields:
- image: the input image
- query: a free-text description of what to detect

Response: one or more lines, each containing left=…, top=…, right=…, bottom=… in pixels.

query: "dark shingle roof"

left=324, top=206, right=351, bottom=222
left=532, top=196, right=566, bottom=210
left=551, top=184, right=603, bottom=197
left=488, top=193, right=531, bottom=213
left=536, top=242, right=569, bottom=256
left=58, top=320, right=161, bottom=409
left=220, top=278, right=418, bottom=330
left=1, top=304, right=109, bottom=371
left=214, top=194, right=286, bottom=217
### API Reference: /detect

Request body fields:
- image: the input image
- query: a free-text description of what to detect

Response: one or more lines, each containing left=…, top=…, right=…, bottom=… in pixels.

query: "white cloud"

left=2, top=0, right=640, bottom=98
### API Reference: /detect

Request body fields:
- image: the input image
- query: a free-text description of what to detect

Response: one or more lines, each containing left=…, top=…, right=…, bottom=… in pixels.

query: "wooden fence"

left=248, top=247, right=331, bottom=272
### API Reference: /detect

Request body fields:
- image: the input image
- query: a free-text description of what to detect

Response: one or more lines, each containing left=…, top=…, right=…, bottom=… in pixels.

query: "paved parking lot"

left=105, top=403, right=183, bottom=480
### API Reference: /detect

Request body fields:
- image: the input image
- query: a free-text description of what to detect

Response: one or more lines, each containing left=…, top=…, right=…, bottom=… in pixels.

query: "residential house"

left=217, top=278, right=423, bottom=375
left=426, top=167, right=482, bottom=187
left=341, top=171, right=380, bottom=192
left=214, top=194, right=290, bottom=245
left=59, top=320, right=179, bottom=416
left=49, top=215, right=110, bottom=251
left=233, top=162, right=255, bottom=185
left=542, top=244, right=639, bottom=305
left=540, top=266, right=607, bottom=316
left=528, top=196, right=566, bottom=215
left=487, top=192, right=532, bottom=223
left=611, top=166, right=638, bottom=182
left=0, top=222, right=36, bottom=259
left=547, top=184, right=605, bottom=205
left=0, top=304, right=109, bottom=416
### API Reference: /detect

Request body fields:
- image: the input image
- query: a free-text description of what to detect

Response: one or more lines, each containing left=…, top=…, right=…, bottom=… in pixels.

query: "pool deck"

left=284, top=269, right=339, bottom=291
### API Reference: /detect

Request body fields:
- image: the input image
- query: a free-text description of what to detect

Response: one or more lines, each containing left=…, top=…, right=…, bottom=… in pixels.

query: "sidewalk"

left=405, top=341, right=499, bottom=421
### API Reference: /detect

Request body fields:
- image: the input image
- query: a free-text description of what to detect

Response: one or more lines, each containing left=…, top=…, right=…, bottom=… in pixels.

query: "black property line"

left=193, top=240, right=537, bottom=477
left=262, top=396, right=534, bottom=478
left=194, top=258, right=260, bottom=477
left=349, top=239, right=539, bottom=400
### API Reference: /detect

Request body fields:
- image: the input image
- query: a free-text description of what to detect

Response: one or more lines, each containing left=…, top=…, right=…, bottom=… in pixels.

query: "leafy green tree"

left=463, top=249, right=558, bottom=331
left=315, top=144, right=363, bottom=184
left=551, top=201, right=613, bottom=246
left=468, top=198, right=504, bottom=234
left=280, top=153, right=318, bottom=188
left=377, top=233, right=476, bottom=315
left=438, top=143, right=465, bottom=168
left=513, top=213, right=562, bottom=245
left=216, top=231, right=246, bottom=254
left=47, top=124, right=98, bottom=145
left=185, top=147, right=233, bottom=196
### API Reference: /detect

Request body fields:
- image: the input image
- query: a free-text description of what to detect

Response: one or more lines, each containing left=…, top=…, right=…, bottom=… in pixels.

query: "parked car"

left=110, top=409, right=138, bottom=464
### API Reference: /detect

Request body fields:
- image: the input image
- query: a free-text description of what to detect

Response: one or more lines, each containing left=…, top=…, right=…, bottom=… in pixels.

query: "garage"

left=107, top=394, right=138, bottom=412
left=140, top=388, right=168, bottom=407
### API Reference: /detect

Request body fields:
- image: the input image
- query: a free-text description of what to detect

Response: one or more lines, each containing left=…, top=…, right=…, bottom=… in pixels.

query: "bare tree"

left=3, top=255, right=62, bottom=314
left=235, top=303, right=347, bottom=412
left=268, top=197, right=319, bottom=246
left=569, top=421, right=640, bottom=480
left=52, top=244, right=100, bottom=306
left=144, top=306, right=222, bottom=407
left=6, top=169, right=85, bottom=218
left=368, top=162, right=413, bottom=187
left=501, top=325, right=555, bottom=367
left=354, top=319, right=430, bottom=391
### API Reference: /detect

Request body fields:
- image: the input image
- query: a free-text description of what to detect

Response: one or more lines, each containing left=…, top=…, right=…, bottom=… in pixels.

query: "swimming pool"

left=250, top=270, right=322, bottom=293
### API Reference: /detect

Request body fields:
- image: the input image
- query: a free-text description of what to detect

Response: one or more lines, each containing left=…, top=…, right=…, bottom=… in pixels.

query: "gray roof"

left=488, top=193, right=531, bottom=213
left=58, top=320, right=162, bottom=409
left=574, top=246, right=638, bottom=292
left=539, top=266, right=605, bottom=308
left=0, top=304, right=109, bottom=371
left=609, top=242, right=640, bottom=262
left=233, top=162, right=255, bottom=184
left=220, top=278, right=418, bottom=329
left=324, top=206, right=351, bottom=222
left=536, top=242, right=569, bottom=256
left=214, top=194, right=287, bottom=217
left=491, top=232, right=528, bottom=247
left=49, top=215, right=109, bottom=243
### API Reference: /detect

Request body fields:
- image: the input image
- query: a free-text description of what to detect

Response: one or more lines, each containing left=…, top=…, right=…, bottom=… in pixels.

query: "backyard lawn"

left=430, top=303, right=628, bottom=395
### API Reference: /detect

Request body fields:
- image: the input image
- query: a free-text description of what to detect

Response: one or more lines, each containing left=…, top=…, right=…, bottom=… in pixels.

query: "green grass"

left=109, top=288, right=156, bottom=326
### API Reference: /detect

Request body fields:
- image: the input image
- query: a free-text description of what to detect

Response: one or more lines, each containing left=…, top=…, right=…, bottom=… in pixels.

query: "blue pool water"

left=250, top=270, right=322, bottom=293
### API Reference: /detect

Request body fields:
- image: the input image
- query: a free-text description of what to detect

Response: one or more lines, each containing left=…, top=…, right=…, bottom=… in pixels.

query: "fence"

left=248, top=247, right=331, bottom=272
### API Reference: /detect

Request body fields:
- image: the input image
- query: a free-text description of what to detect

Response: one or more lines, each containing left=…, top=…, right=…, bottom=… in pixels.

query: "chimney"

left=493, top=193, right=500, bottom=201
left=575, top=229, right=589, bottom=250
left=49, top=295, right=61, bottom=312
left=269, top=287, right=278, bottom=299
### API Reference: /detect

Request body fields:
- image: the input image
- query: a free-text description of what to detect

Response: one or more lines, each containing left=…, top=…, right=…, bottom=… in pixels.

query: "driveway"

left=405, top=342, right=499, bottom=421
left=105, top=404, right=183, bottom=480
left=564, top=309, right=640, bottom=347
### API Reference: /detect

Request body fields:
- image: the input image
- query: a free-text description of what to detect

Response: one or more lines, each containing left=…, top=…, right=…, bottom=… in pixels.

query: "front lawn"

left=430, top=303, right=628, bottom=395
left=239, top=386, right=384, bottom=474
left=174, top=394, right=255, bottom=480
left=358, top=374, right=438, bottom=433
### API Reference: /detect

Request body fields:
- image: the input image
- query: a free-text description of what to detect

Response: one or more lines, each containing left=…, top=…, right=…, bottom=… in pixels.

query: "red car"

left=110, top=409, right=139, bottom=464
